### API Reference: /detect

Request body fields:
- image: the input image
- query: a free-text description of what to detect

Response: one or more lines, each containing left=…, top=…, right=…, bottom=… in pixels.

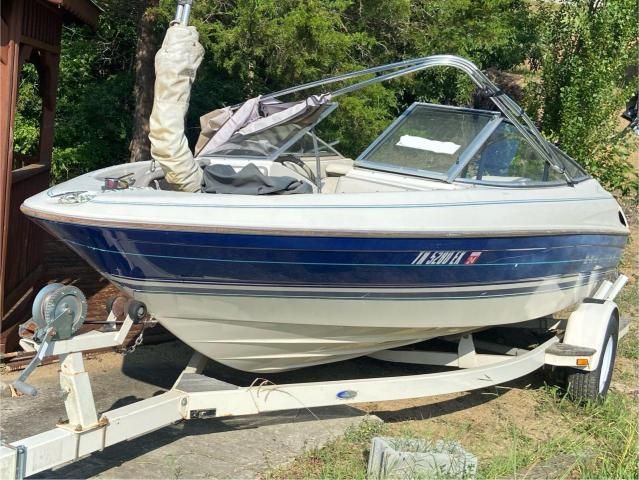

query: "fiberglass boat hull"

left=32, top=219, right=626, bottom=372
left=21, top=164, right=629, bottom=372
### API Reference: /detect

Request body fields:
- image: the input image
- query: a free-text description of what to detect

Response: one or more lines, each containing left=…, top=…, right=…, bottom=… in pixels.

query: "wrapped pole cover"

left=149, top=25, right=204, bottom=192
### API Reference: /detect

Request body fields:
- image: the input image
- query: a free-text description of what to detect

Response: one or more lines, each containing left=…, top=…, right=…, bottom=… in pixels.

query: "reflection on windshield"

left=461, top=122, right=563, bottom=183
left=208, top=124, right=300, bottom=157
left=285, top=133, right=341, bottom=157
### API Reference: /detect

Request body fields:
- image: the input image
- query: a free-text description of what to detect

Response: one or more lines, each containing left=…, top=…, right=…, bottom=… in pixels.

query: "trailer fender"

left=556, top=300, right=618, bottom=372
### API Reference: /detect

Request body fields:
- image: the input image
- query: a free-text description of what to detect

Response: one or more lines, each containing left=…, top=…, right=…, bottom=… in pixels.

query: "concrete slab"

left=0, top=341, right=385, bottom=479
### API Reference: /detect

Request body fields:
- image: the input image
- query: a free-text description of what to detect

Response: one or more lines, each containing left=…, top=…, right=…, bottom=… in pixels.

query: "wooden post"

left=0, top=0, right=24, bottom=318
left=0, top=0, right=100, bottom=353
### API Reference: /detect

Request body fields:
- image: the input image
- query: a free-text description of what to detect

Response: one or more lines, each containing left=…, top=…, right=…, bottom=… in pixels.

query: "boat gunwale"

left=21, top=204, right=630, bottom=239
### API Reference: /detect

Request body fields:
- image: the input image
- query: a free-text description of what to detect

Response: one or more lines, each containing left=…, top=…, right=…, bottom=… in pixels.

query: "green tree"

left=12, top=64, right=42, bottom=159
left=12, top=0, right=538, bottom=178
left=526, top=0, right=638, bottom=196
left=51, top=1, right=141, bottom=182
left=158, top=0, right=536, bottom=158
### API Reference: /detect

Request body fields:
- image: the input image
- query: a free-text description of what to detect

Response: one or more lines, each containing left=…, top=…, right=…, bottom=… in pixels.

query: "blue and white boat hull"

left=20, top=160, right=628, bottom=372
left=27, top=208, right=626, bottom=372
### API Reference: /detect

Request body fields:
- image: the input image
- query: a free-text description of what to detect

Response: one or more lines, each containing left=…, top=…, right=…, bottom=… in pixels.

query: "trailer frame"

left=0, top=276, right=629, bottom=479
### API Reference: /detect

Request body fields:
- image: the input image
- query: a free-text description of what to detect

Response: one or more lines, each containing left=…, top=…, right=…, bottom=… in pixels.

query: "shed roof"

left=47, top=0, right=102, bottom=29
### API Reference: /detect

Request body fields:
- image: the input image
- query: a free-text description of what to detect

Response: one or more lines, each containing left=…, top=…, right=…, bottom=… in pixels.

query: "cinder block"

left=367, top=436, right=477, bottom=479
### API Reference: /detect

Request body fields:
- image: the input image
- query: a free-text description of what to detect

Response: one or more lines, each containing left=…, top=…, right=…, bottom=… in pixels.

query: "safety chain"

left=121, top=324, right=146, bottom=355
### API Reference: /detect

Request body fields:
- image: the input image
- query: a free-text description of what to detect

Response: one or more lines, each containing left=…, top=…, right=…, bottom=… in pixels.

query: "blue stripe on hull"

left=37, top=220, right=626, bottom=288
left=109, top=272, right=606, bottom=300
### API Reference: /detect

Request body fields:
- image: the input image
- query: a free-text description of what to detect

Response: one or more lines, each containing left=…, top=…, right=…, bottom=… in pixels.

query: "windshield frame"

left=261, top=55, right=574, bottom=181
left=453, top=123, right=591, bottom=188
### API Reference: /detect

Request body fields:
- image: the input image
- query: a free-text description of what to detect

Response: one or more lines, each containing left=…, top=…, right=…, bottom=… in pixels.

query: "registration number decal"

left=411, top=250, right=482, bottom=265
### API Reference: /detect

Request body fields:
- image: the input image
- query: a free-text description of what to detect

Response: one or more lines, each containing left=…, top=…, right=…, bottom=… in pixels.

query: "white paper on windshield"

left=396, top=135, right=460, bottom=155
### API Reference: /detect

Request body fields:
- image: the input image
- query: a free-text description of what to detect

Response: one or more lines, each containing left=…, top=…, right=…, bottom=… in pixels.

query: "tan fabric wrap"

left=149, top=25, right=204, bottom=192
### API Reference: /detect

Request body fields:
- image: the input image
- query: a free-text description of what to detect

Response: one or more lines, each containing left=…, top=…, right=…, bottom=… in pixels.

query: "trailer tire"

left=566, top=310, right=618, bottom=403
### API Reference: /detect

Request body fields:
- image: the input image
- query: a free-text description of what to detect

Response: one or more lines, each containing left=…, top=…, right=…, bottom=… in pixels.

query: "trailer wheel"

left=566, top=311, right=618, bottom=403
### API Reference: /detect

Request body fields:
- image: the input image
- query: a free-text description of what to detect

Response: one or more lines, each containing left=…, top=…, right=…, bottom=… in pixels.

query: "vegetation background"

left=12, top=0, right=638, bottom=196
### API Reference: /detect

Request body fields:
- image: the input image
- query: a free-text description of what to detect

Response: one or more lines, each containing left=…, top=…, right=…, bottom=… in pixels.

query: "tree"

left=129, top=0, right=161, bottom=163
left=51, top=0, right=140, bottom=182
left=12, top=0, right=538, bottom=180
left=159, top=0, right=536, bottom=158
left=526, top=0, right=638, bottom=196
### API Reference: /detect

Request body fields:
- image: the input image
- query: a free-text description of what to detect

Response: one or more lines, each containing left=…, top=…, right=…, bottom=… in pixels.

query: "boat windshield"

left=356, top=103, right=586, bottom=185
left=455, top=123, right=589, bottom=185
left=357, top=104, right=496, bottom=179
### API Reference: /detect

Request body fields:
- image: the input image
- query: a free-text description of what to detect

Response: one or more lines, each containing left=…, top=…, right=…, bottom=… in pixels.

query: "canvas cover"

left=202, top=163, right=313, bottom=195
left=149, top=25, right=204, bottom=192
left=195, top=94, right=332, bottom=157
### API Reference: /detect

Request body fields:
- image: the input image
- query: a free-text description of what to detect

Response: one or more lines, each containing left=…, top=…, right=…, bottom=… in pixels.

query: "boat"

left=21, top=49, right=629, bottom=373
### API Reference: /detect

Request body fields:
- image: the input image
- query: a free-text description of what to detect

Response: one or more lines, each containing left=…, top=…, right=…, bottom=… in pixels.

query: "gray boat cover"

left=195, top=94, right=332, bottom=157
left=148, top=25, right=204, bottom=192
left=202, top=163, right=312, bottom=195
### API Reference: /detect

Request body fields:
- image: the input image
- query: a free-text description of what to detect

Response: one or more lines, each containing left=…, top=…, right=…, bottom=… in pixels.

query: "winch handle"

left=12, top=380, right=37, bottom=397
left=11, top=328, right=55, bottom=397
left=173, top=0, right=193, bottom=26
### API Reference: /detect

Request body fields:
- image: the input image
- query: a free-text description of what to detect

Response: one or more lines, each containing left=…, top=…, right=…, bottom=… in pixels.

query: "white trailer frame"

left=0, top=276, right=629, bottom=479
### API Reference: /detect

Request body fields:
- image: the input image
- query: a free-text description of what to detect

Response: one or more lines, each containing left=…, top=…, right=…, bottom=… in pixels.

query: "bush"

left=526, top=0, right=638, bottom=197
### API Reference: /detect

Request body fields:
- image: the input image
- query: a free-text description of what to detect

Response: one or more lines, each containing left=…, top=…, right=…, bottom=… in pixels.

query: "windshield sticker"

left=412, top=250, right=482, bottom=265
left=396, top=135, right=460, bottom=155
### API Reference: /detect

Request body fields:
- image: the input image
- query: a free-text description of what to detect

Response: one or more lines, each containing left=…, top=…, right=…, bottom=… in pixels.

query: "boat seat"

left=299, top=156, right=353, bottom=177
left=325, top=162, right=352, bottom=177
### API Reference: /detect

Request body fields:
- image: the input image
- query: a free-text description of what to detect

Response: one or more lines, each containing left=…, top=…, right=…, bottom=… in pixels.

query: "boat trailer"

left=0, top=275, right=629, bottom=479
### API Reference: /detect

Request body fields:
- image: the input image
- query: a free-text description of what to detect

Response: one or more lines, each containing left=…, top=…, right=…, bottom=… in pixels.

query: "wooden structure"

left=0, top=0, right=100, bottom=353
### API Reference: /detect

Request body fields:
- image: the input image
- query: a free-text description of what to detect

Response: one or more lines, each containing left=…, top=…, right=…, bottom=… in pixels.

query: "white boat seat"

left=325, top=162, right=352, bottom=177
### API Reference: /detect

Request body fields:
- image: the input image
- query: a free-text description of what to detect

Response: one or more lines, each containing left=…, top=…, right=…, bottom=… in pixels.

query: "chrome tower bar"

left=263, top=55, right=567, bottom=179
left=173, top=0, right=193, bottom=25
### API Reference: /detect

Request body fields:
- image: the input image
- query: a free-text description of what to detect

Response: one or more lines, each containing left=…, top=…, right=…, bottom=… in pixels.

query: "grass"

left=265, top=418, right=385, bottom=480
left=479, top=388, right=638, bottom=479
left=269, top=389, right=638, bottom=480
left=617, top=278, right=638, bottom=360
left=269, top=334, right=638, bottom=479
